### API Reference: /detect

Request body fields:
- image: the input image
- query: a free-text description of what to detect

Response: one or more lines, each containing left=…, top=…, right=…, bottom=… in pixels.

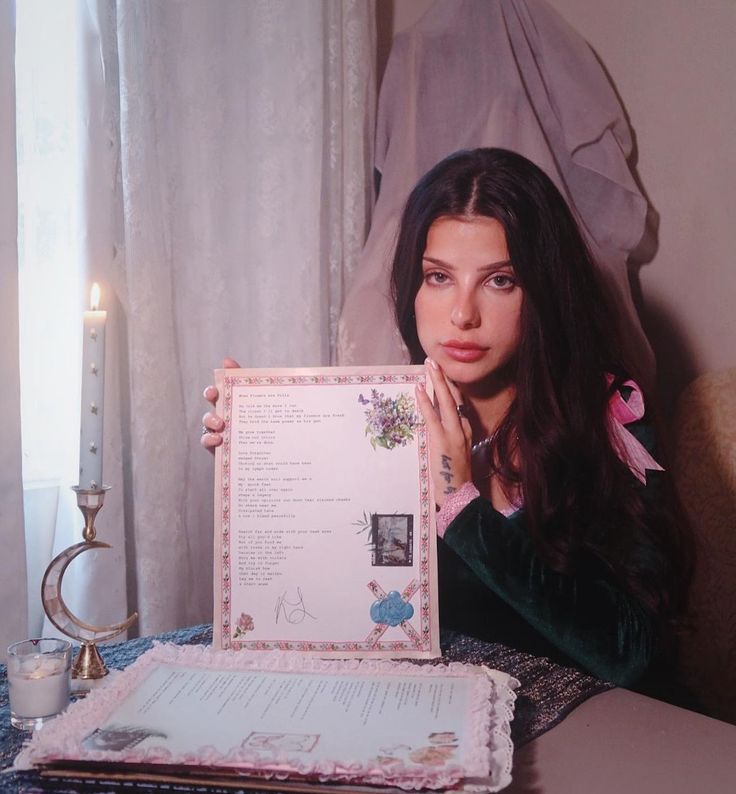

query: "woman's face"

left=414, top=215, right=522, bottom=391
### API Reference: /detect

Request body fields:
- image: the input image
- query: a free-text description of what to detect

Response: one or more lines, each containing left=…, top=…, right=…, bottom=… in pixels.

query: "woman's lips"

left=440, top=341, right=488, bottom=363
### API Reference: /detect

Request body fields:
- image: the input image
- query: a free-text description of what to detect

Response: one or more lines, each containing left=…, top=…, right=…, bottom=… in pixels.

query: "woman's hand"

left=414, top=358, right=473, bottom=507
left=201, top=357, right=240, bottom=452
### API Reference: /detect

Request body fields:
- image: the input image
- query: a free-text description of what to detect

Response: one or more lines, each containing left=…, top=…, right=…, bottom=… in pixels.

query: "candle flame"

left=90, top=283, right=101, bottom=311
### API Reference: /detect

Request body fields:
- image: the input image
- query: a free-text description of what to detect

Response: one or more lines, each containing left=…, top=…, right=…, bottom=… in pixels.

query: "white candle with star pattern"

left=78, top=282, right=106, bottom=489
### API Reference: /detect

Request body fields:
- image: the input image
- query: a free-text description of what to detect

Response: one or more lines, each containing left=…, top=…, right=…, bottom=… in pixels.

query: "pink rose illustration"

left=233, top=612, right=254, bottom=638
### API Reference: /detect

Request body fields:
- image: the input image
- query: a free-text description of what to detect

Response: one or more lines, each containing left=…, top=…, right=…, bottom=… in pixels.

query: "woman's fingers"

left=414, top=383, right=443, bottom=435
left=443, top=375, right=462, bottom=407
left=204, top=358, right=240, bottom=405
left=425, top=358, right=456, bottom=424
left=201, top=412, right=224, bottom=453
left=201, top=359, right=239, bottom=454
left=202, top=411, right=224, bottom=431
left=200, top=431, right=222, bottom=450
left=442, top=376, right=473, bottom=445
left=426, top=358, right=464, bottom=434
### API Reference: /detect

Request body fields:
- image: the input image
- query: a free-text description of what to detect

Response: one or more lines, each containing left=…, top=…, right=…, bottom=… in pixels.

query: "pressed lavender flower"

left=358, top=390, right=417, bottom=450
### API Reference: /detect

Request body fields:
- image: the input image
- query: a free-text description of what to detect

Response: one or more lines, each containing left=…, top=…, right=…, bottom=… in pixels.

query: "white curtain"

left=0, top=0, right=27, bottom=656
left=9, top=0, right=375, bottom=641
left=95, top=0, right=375, bottom=634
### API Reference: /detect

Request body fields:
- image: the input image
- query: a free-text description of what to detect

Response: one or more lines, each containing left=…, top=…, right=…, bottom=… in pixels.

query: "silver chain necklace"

left=471, top=429, right=500, bottom=456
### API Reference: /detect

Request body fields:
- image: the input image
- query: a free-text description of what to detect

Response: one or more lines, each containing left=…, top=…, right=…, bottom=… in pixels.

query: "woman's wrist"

left=436, top=481, right=480, bottom=538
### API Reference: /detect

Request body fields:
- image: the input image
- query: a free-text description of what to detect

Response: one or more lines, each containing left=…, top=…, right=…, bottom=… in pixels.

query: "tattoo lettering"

left=439, top=453, right=457, bottom=494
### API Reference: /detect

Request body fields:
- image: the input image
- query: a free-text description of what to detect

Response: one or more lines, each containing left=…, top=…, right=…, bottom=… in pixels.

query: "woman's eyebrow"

left=422, top=256, right=513, bottom=271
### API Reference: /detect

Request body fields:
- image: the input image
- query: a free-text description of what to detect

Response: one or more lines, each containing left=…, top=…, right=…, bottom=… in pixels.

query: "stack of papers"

left=18, top=644, right=518, bottom=792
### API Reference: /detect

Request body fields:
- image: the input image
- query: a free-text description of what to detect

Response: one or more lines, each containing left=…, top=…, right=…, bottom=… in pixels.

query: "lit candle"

left=8, top=656, right=70, bottom=721
left=79, top=283, right=106, bottom=489
left=7, top=639, right=71, bottom=730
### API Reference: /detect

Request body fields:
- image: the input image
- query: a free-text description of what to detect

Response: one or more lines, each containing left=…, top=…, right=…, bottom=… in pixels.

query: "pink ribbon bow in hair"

left=606, top=376, right=665, bottom=484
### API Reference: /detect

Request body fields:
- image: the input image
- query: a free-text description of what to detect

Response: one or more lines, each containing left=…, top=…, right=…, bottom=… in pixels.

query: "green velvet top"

left=438, top=419, right=663, bottom=688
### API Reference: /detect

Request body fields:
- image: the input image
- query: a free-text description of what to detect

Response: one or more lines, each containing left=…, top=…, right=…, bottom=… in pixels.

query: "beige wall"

left=378, top=0, right=736, bottom=415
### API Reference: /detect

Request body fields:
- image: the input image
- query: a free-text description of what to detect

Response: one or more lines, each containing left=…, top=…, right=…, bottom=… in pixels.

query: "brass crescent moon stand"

left=41, top=486, right=138, bottom=689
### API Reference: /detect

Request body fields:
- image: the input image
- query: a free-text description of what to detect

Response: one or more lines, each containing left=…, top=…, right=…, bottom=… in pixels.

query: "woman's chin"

left=439, top=360, right=491, bottom=387
left=439, top=359, right=514, bottom=396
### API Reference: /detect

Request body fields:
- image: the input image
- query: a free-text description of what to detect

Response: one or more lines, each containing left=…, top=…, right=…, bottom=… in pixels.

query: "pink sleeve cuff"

left=436, top=482, right=481, bottom=538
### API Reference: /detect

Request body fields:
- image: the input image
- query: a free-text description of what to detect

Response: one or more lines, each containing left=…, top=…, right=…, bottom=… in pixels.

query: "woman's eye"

left=487, top=274, right=515, bottom=289
left=424, top=271, right=449, bottom=285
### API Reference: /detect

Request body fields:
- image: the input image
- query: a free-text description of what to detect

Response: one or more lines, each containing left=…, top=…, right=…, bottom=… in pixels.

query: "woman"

left=203, top=148, right=690, bottom=688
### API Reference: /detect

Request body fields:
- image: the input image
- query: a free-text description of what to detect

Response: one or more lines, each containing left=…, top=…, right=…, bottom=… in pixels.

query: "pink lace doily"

left=18, top=643, right=518, bottom=792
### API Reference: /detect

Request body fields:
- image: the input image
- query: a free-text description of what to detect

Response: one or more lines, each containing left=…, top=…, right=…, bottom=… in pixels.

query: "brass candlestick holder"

left=41, top=486, right=138, bottom=683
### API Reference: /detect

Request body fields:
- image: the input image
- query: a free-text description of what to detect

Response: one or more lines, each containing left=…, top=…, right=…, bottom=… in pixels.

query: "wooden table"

left=507, top=688, right=736, bottom=793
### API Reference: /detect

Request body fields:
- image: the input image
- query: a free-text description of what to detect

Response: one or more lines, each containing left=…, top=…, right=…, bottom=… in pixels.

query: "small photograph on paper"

left=243, top=732, right=320, bottom=753
left=82, top=725, right=168, bottom=752
left=371, top=514, right=413, bottom=566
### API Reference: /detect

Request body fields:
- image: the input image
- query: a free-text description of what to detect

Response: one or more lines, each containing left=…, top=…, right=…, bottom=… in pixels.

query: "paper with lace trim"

left=17, top=643, right=519, bottom=792
left=213, top=366, right=440, bottom=657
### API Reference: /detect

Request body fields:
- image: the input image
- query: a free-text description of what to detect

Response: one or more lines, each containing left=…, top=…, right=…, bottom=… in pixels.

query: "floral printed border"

left=219, top=372, right=432, bottom=652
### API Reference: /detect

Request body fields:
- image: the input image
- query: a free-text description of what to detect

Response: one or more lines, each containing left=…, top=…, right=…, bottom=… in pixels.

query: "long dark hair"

left=391, top=148, right=690, bottom=627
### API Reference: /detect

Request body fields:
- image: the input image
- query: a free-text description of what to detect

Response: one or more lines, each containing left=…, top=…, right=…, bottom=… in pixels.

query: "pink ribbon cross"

left=365, top=579, right=421, bottom=648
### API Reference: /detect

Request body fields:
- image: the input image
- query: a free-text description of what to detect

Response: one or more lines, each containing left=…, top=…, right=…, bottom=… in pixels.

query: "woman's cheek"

left=414, top=288, right=442, bottom=341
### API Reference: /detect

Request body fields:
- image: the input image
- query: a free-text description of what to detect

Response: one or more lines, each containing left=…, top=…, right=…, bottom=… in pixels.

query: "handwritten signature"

left=274, top=587, right=316, bottom=625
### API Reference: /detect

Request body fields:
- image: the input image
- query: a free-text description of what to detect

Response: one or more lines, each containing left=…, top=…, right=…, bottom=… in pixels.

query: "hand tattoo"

left=440, top=454, right=456, bottom=493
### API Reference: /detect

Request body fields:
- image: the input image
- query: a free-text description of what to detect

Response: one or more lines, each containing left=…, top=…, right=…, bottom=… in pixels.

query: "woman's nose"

left=450, top=291, right=481, bottom=329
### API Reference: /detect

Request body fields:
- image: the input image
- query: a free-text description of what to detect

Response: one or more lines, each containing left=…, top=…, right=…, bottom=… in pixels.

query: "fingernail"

left=425, top=357, right=439, bottom=370
left=416, top=382, right=425, bottom=393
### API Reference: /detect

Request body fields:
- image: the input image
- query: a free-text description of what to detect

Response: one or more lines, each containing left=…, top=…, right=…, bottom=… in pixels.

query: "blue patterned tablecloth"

left=1, top=624, right=611, bottom=793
